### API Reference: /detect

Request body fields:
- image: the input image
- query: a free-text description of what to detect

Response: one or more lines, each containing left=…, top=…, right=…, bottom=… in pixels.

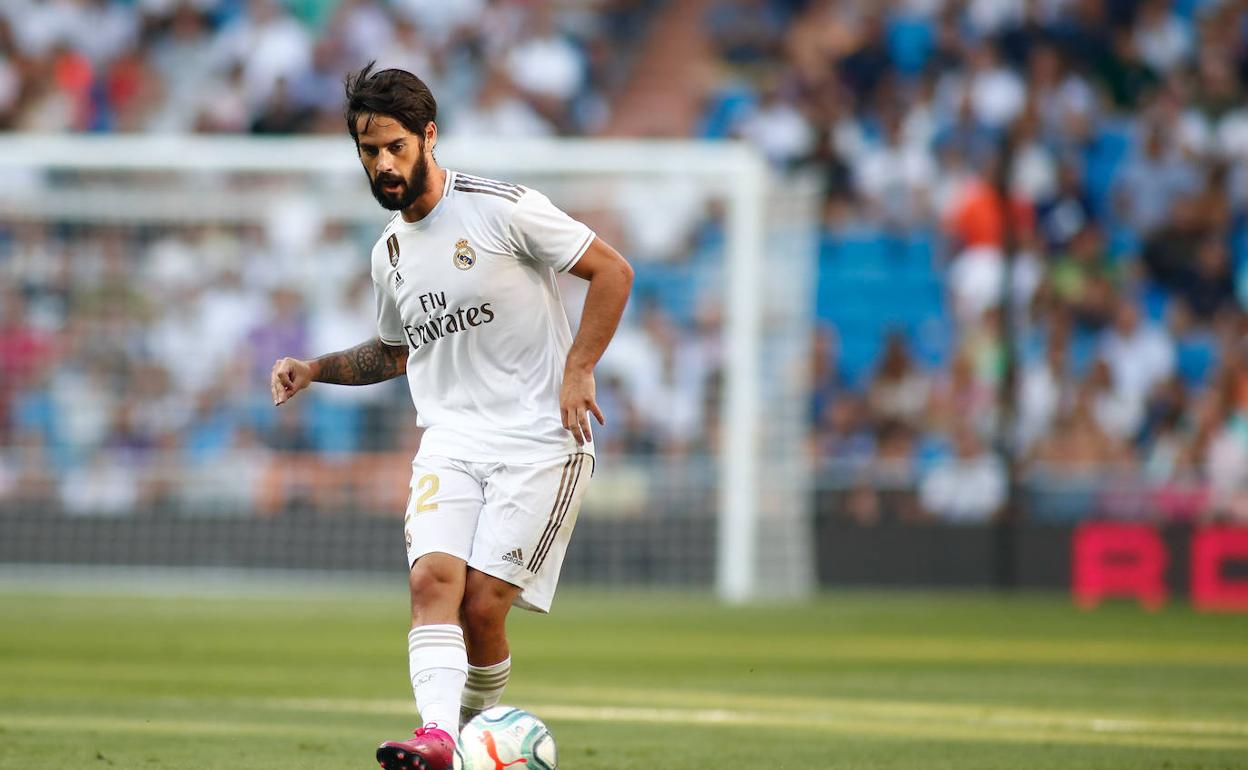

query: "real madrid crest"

left=386, top=233, right=400, bottom=267
left=453, top=238, right=476, bottom=270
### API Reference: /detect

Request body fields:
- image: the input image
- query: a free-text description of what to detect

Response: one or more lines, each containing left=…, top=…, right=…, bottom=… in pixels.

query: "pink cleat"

left=376, top=723, right=456, bottom=770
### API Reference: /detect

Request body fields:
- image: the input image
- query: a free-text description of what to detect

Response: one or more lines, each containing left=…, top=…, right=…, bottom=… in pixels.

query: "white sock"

left=460, top=656, right=511, bottom=728
left=408, top=624, right=468, bottom=737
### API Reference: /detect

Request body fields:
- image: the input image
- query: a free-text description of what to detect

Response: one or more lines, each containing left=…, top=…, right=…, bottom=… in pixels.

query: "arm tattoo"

left=313, top=337, right=407, bottom=386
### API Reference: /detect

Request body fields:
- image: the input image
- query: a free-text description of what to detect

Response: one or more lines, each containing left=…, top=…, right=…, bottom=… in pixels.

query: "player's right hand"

left=271, top=357, right=313, bottom=406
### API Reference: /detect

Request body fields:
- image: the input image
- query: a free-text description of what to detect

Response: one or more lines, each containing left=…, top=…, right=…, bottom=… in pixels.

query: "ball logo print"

left=453, top=238, right=477, bottom=270
left=481, top=731, right=527, bottom=769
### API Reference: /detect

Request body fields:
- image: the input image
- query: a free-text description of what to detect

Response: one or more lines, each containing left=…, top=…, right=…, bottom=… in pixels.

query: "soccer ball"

left=454, top=706, right=556, bottom=770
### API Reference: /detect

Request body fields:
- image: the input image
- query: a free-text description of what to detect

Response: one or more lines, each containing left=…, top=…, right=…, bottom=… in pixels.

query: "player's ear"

left=425, top=121, right=438, bottom=153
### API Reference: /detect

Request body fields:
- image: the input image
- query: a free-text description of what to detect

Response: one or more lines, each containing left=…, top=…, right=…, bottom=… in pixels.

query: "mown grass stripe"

left=247, top=695, right=1248, bottom=745
left=7, top=704, right=1247, bottom=753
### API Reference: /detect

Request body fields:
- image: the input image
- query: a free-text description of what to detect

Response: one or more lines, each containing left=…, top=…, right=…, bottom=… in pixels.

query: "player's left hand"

left=560, top=367, right=604, bottom=446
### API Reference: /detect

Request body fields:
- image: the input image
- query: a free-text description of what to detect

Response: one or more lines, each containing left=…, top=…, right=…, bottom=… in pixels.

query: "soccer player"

left=269, top=64, right=633, bottom=769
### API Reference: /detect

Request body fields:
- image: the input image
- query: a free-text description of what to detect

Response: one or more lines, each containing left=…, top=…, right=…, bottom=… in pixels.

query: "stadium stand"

left=1, top=0, right=1247, bottom=526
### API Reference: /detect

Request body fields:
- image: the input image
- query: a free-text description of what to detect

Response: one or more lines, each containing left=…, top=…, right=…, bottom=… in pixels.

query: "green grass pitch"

left=1, top=583, right=1246, bottom=769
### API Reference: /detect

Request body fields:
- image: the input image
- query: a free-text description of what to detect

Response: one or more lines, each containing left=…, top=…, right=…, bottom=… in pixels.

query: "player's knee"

left=408, top=558, right=463, bottom=606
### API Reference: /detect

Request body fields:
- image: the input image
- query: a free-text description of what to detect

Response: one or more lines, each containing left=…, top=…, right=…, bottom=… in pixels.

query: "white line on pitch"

left=252, top=697, right=1248, bottom=750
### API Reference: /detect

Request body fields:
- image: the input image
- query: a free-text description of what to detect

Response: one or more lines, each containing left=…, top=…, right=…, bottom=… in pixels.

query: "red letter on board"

left=1072, top=523, right=1167, bottom=610
left=1191, top=528, right=1248, bottom=612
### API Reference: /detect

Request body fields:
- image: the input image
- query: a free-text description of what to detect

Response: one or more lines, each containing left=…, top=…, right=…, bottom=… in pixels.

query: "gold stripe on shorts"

left=526, top=455, right=575, bottom=571
left=530, top=453, right=587, bottom=573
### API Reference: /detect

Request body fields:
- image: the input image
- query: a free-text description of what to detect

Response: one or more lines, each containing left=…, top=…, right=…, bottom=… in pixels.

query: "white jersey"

left=370, top=170, right=595, bottom=463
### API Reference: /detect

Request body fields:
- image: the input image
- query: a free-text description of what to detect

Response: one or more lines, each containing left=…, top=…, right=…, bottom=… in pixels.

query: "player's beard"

left=370, top=152, right=430, bottom=212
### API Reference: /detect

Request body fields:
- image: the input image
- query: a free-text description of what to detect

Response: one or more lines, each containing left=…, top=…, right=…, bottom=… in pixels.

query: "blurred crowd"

left=0, top=211, right=725, bottom=516
left=0, top=0, right=653, bottom=136
left=716, top=0, right=1248, bottom=524
left=0, top=0, right=701, bottom=516
left=3, top=0, right=1248, bottom=526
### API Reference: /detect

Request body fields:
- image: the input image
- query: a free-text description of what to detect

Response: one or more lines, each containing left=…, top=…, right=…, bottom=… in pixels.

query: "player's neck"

left=400, top=164, right=447, bottom=224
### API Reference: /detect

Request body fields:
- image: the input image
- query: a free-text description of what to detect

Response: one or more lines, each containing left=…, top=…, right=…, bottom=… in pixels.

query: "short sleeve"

left=508, top=189, right=596, bottom=273
left=374, top=276, right=405, bottom=345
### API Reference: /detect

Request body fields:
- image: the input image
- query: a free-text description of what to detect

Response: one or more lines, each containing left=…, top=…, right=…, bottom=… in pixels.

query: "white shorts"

left=403, top=452, right=593, bottom=613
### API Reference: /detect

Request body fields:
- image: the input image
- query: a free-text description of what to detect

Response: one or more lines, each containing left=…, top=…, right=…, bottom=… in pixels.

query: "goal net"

left=0, top=135, right=817, bottom=602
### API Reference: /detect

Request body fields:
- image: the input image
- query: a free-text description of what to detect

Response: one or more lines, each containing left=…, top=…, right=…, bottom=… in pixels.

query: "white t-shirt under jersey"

left=371, top=170, right=595, bottom=463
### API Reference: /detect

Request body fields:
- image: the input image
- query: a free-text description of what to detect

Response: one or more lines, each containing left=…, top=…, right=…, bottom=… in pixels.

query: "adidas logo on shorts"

left=501, top=548, right=524, bottom=567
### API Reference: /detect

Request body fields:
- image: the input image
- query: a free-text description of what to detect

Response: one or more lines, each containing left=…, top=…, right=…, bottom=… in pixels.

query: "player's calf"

left=458, top=571, right=519, bottom=727
left=459, top=573, right=517, bottom=660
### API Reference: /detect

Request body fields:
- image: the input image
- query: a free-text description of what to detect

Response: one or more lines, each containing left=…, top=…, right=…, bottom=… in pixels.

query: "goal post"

left=0, top=134, right=816, bottom=602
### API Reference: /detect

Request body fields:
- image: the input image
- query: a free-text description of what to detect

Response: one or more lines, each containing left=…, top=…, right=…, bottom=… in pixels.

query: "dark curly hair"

left=344, top=62, right=438, bottom=144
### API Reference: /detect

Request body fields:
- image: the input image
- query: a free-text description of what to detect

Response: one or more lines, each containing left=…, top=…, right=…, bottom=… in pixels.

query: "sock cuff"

left=409, top=624, right=463, bottom=640
left=467, top=657, right=511, bottom=677
left=409, top=625, right=465, bottom=649
left=465, top=657, right=511, bottom=692
left=408, top=624, right=467, bottom=673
